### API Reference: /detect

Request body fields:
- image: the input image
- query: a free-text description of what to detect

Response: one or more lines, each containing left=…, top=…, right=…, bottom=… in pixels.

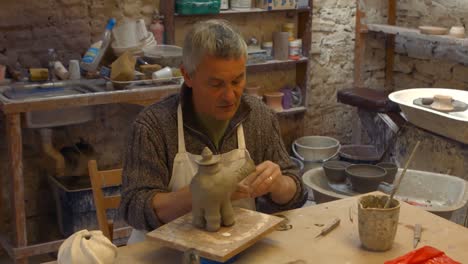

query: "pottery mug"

left=358, top=195, right=400, bottom=251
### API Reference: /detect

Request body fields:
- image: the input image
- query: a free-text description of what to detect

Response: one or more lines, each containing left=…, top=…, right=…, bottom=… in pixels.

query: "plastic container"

left=262, top=41, right=273, bottom=57
left=176, top=0, right=221, bottom=15
left=293, top=136, right=340, bottom=162
left=282, top=23, right=295, bottom=40
left=149, top=13, right=165, bottom=45
left=80, top=18, right=116, bottom=73
left=48, top=175, right=125, bottom=237
left=142, top=44, right=183, bottom=67
left=230, top=0, right=251, bottom=8
left=302, top=167, right=468, bottom=219
left=289, top=39, right=302, bottom=59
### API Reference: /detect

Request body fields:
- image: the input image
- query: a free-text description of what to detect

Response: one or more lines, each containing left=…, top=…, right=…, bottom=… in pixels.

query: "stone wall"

left=307, top=0, right=357, bottom=140
left=309, top=0, right=467, bottom=224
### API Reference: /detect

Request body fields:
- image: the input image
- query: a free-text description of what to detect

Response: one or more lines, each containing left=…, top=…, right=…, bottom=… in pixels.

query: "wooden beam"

left=160, top=1, right=175, bottom=44
left=5, top=113, right=27, bottom=264
left=385, top=0, right=396, bottom=92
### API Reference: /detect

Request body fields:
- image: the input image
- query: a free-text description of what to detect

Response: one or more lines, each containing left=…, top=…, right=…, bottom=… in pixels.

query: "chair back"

left=88, top=160, right=123, bottom=240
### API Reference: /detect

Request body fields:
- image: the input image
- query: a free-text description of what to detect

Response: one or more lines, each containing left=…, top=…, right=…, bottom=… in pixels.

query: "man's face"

left=182, top=55, right=246, bottom=121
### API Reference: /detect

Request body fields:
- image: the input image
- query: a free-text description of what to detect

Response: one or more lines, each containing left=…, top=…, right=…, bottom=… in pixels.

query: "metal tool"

left=413, top=224, right=422, bottom=248
left=315, top=218, right=340, bottom=238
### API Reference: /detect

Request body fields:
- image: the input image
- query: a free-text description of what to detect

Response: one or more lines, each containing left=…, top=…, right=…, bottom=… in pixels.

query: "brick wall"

left=0, top=0, right=159, bottom=248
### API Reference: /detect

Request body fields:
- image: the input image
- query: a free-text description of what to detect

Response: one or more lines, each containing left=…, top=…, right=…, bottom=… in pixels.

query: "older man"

left=120, top=19, right=307, bottom=243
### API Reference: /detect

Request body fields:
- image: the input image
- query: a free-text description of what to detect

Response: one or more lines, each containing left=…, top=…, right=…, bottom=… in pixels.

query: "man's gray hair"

left=182, top=19, right=247, bottom=76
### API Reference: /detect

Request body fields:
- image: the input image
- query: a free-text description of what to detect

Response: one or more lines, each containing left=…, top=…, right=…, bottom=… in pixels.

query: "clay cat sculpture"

left=190, top=147, right=255, bottom=232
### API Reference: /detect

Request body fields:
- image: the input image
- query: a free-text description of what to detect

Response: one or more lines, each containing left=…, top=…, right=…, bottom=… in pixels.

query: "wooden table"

left=0, top=82, right=181, bottom=264
left=44, top=192, right=468, bottom=263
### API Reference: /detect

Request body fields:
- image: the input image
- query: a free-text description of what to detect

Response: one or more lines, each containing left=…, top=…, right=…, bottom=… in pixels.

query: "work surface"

left=45, top=192, right=468, bottom=263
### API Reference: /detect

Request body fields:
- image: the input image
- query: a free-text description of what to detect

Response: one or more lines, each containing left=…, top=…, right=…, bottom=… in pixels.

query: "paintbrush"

left=384, top=141, right=421, bottom=208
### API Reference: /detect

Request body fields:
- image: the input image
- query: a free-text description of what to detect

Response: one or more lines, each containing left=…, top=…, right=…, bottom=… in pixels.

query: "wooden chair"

left=88, top=160, right=123, bottom=241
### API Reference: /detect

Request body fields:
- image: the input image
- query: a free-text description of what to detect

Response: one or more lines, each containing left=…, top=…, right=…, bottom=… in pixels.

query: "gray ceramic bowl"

left=323, top=160, right=352, bottom=182
left=345, top=164, right=387, bottom=193
left=377, top=162, right=398, bottom=183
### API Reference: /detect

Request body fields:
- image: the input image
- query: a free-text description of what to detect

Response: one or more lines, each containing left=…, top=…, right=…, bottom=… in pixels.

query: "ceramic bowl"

left=376, top=162, right=398, bottom=183
left=323, top=160, right=352, bottom=183
left=419, top=26, right=449, bottom=35
left=449, top=26, right=465, bottom=38
left=346, top=164, right=386, bottom=193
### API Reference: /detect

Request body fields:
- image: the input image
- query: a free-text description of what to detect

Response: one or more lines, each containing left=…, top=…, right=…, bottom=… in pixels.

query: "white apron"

left=127, top=104, right=255, bottom=244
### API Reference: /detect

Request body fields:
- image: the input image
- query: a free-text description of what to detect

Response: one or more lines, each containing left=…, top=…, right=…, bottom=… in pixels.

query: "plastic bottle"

left=80, top=18, right=116, bottom=73
left=48, top=48, right=57, bottom=81
left=149, top=12, right=164, bottom=45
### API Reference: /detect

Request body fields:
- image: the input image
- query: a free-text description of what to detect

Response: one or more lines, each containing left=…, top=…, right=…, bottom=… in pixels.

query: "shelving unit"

left=160, top=1, right=312, bottom=115
left=175, top=6, right=311, bottom=16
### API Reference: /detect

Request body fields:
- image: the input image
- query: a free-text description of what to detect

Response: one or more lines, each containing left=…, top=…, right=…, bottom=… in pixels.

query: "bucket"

left=290, top=156, right=304, bottom=176
left=292, top=136, right=340, bottom=163
left=358, top=195, right=400, bottom=251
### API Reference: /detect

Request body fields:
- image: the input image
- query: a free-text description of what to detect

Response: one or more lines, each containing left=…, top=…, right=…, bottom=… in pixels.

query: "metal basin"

left=0, top=80, right=105, bottom=128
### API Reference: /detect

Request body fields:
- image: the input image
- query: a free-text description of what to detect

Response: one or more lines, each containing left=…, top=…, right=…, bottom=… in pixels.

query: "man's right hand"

left=231, top=182, right=252, bottom=200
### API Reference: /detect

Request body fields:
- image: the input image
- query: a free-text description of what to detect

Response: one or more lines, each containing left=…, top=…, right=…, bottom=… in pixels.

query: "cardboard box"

left=256, top=0, right=297, bottom=10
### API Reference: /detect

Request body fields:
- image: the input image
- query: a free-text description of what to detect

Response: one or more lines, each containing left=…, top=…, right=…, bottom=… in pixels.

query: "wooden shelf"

left=247, top=57, right=308, bottom=72
left=175, top=7, right=310, bottom=16
left=276, top=106, right=307, bottom=115
left=364, top=24, right=468, bottom=47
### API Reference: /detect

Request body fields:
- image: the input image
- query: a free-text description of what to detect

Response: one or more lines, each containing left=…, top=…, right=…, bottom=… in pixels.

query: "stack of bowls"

left=321, top=150, right=399, bottom=193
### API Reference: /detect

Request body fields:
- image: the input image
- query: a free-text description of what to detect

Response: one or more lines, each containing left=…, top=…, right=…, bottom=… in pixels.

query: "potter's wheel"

left=327, top=179, right=360, bottom=196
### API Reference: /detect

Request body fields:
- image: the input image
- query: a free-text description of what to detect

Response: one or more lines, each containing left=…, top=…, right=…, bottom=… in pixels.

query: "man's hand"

left=231, top=182, right=252, bottom=200
left=244, top=160, right=282, bottom=198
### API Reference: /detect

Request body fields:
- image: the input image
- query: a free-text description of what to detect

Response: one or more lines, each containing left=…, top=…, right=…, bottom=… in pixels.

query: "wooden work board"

left=146, top=207, right=283, bottom=262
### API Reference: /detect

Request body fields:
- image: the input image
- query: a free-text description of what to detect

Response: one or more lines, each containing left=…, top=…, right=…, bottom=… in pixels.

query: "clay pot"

left=346, top=164, right=386, bottom=193
left=377, top=162, right=398, bottom=183
left=358, top=195, right=400, bottom=251
left=264, top=92, right=284, bottom=112
left=430, top=94, right=454, bottom=111
left=245, top=85, right=261, bottom=96
left=323, top=160, right=351, bottom=183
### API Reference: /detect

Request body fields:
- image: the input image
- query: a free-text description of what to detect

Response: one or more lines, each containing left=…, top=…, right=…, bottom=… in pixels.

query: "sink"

left=2, top=80, right=105, bottom=100
left=0, top=80, right=106, bottom=128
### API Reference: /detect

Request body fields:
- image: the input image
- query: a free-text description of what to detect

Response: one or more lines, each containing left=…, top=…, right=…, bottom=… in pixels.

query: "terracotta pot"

left=245, top=85, right=261, bottom=97
left=358, top=195, right=400, bottom=251
left=264, top=92, right=284, bottom=112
